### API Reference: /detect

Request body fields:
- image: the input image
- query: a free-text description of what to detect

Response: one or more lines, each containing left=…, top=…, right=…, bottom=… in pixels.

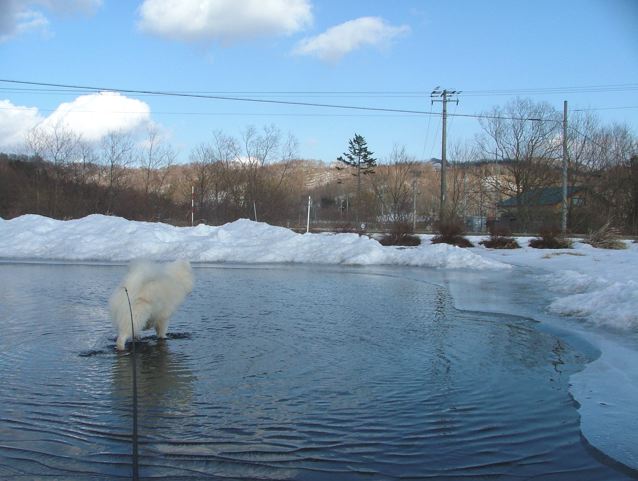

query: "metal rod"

left=123, top=287, right=139, bottom=481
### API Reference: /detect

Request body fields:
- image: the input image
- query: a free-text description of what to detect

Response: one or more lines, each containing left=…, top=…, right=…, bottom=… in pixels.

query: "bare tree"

left=189, top=143, right=215, bottom=222
left=588, top=123, right=638, bottom=231
left=137, top=127, right=176, bottom=218
left=372, top=145, right=417, bottom=225
left=477, top=98, right=560, bottom=229
left=100, top=130, right=135, bottom=214
left=238, top=124, right=299, bottom=223
left=208, top=130, right=242, bottom=222
left=25, top=120, right=82, bottom=216
left=139, top=127, right=176, bottom=197
left=447, top=141, right=480, bottom=220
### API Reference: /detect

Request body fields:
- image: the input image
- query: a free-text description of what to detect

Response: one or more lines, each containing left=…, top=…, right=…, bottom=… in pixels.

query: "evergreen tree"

left=337, top=133, right=377, bottom=224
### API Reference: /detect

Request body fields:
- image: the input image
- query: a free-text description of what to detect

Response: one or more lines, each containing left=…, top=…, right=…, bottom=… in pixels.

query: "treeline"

left=0, top=153, right=184, bottom=222
left=1, top=98, right=637, bottom=234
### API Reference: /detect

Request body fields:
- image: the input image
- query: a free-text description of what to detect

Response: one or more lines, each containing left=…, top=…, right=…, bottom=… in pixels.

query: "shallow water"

left=0, top=262, right=634, bottom=480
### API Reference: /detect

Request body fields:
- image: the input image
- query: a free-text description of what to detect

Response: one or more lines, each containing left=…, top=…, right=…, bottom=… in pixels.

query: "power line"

left=0, top=78, right=442, bottom=115
left=0, top=106, right=437, bottom=118
left=572, top=106, right=638, bottom=112
left=2, top=82, right=637, bottom=97
left=4, top=78, right=635, bottom=123
left=460, top=83, right=638, bottom=96
left=0, top=78, right=568, bottom=123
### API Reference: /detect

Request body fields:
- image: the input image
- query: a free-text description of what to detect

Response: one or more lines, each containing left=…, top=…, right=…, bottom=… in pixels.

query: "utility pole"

left=412, top=178, right=417, bottom=232
left=561, top=100, right=568, bottom=234
left=431, top=88, right=460, bottom=221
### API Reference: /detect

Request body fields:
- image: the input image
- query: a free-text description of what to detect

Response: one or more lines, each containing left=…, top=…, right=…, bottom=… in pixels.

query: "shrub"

left=529, top=225, right=573, bottom=249
left=379, top=222, right=421, bottom=246
left=479, top=224, right=520, bottom=249
left=480, top=236, right=520, bottom=249
left=431, top=219, right=474, bottom=248
left=584, top=222, right=627, bottom=249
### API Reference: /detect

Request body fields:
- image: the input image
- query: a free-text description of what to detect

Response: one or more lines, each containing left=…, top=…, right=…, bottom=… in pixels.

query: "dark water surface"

left=0, top=262, right=634, bottom=480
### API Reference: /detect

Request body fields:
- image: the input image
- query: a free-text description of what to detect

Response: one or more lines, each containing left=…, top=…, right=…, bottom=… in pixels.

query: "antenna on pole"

left=431, top=88, right=460, bottom=221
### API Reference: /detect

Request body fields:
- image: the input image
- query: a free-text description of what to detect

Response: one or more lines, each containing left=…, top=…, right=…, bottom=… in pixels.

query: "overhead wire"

left=0, top=79, right=638, bottom=122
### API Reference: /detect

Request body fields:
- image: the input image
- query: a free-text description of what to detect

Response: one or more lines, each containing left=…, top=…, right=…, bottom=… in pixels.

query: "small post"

left=253, top=202, right=258, bottom=222
left=191, top=185, right=194, bottom=226
left=306, top=196, right=312, bottom=233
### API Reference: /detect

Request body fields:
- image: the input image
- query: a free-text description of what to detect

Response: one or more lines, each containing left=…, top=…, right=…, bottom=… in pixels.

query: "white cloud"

left=293, top=16, right=410, bottom=63
left=0, top=0, right=101, bottom=42
left=14, top=9, right=50, bottom=38
left=41, top=92, right=152, bottom=142
left=0, top=100, right=44, bottom=149
left=0, top=93, right=153, bottom=149
left=138, top=0, right=312, bottom=44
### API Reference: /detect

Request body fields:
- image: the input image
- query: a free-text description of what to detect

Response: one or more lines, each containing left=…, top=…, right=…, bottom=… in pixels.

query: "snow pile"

left=0, top=214, right=507, bottom=270
left=549, top=279, right=638, bottom=330
left=475, top=239, right=638, bottom=332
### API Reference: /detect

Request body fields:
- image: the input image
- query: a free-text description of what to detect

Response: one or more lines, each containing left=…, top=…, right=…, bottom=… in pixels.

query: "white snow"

left=1, top=214, right=637, bottom=470
left=0, top=214, right=507, bottom=269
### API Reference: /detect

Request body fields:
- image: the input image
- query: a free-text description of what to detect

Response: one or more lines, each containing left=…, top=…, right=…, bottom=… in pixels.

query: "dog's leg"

left=155, top=317, right=169, bottom=339
left=116, top=331, right=130, bottom=351
left=116, top=300, right=152, bottom=350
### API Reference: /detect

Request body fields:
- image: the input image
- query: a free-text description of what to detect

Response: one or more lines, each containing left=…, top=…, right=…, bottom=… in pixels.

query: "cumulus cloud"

left=293, top=16, right=410, bottom=62
left=138, top=0, right=312, bottom=44
left=41, top=92, right=152, bottom=142
left=0, top=0, right=101, bottom=42
left=0, top=93, right=153, bottom=149
left=0, top=100, right=44, bottom=149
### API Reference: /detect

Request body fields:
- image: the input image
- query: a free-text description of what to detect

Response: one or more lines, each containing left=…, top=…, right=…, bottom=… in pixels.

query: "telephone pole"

left=561, top=100, right=568, bottom=234
left=431, top=88, right=460, bottom=221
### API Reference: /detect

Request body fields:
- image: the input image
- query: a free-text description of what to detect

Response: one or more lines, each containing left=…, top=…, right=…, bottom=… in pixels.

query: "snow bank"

left=0, top=214, right=507, bottom=270
left=474, top=238, right=638, bottom=332
left=549, top=278, right=638, bottom=330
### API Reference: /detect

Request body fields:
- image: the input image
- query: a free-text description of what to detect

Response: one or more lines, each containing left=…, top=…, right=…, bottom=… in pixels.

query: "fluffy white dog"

left=109, top=259, right=194, bottom=350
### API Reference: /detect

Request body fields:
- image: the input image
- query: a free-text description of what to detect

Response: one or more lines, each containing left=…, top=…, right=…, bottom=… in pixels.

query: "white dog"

left=109, top=259, right=194, bottom=350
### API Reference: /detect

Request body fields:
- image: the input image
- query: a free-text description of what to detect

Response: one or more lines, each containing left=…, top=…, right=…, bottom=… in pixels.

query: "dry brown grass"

left=584, top=222, right=627, bottom=250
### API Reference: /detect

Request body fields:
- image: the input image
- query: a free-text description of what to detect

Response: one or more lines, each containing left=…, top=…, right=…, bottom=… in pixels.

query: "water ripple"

left=0, top=263, right=634, bottom=480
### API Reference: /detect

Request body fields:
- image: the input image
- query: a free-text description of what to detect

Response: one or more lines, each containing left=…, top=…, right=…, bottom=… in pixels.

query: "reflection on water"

left=0, top=262, right=634, bottom=480
left=112, top=339, right=195, bottom=430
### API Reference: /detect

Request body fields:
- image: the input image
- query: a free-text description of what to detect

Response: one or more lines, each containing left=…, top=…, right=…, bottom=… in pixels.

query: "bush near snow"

left=529, top=225, right=573, bottom=249
left=431, top=219, right=474, bottom=248
left=379, top=222, right=421, bottom=246
left=479, top=225, right=520, bottom=249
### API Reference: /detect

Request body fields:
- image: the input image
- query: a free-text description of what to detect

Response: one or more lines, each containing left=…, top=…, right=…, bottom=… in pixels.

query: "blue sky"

left=1, top=0, right=637, bottom=163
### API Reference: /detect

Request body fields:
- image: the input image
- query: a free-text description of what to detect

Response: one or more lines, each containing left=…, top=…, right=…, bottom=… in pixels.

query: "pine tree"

left=337, top=133, right=377, bottom=224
